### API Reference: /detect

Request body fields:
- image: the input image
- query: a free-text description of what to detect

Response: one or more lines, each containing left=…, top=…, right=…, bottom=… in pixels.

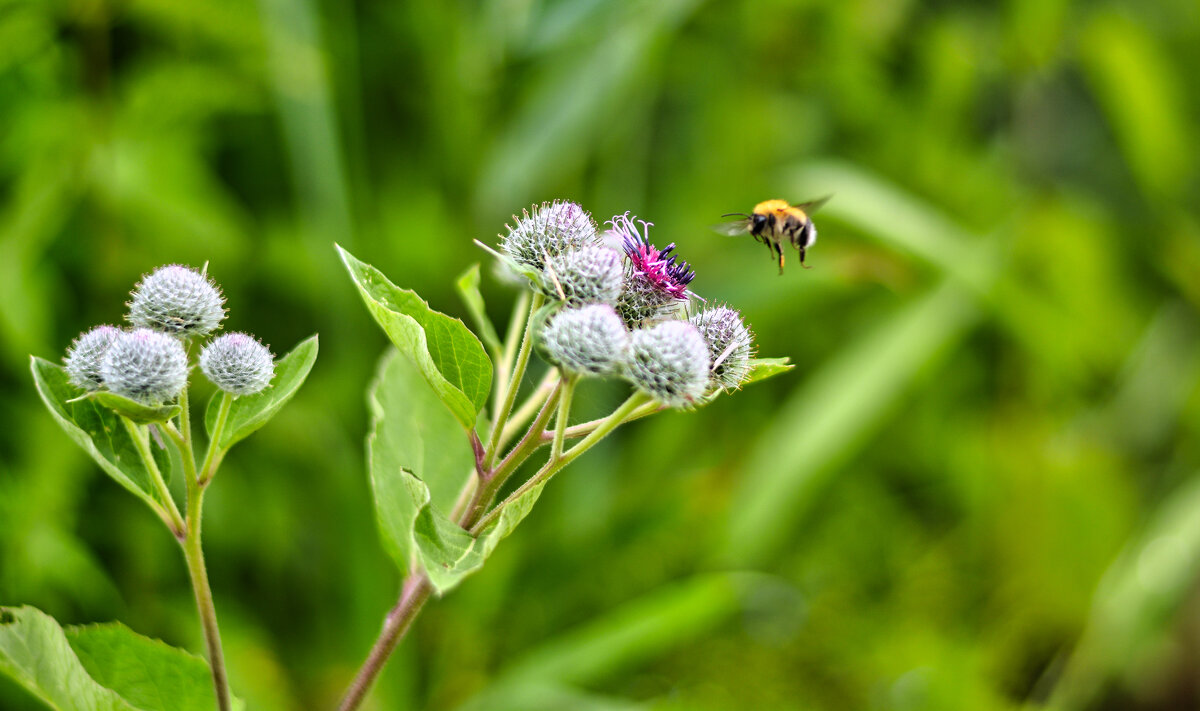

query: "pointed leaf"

left=742, top=357, right=793, bottom=386
left=456, top=263, right=502, bottom=355
left=31, top=357, right=161, bottom=512
left=0, top=606, right=140, bottom=711
left=204, top=335, right=318, bottom=450
left=66, top=622, right=241, bottom=711
left=340, top=245, right=492, bottom=428
left=367, top=349, right=477, bottom=579
left=92, top=392, right=181, bottom=424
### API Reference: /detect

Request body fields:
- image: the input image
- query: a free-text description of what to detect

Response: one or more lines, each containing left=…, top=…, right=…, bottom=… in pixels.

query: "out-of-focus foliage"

left=2, top=0, right=1199, bottom=709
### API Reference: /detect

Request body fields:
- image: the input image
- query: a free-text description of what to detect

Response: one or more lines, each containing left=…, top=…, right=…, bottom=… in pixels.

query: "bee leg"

left=774, top=241, right=785, bottom=275
left=799, top=247, right=811, bottom=269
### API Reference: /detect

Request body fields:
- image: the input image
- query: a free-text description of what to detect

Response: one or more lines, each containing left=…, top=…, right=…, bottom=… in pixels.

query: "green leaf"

left=456, top=263, right=502, bottom=355
left=0, top=606, right=240, bottom=711
left=66, top=623, right=239, bottom=711
left=368, top=349, right=546, bottom=594
left=367, top=349, right=478, bottom=578
left=339, top=244, right=492, bottom=429
left=0, top=606, right=140, bottom=711
left=204, top=335, right=318, bottom=450
left=742, top=357, right=793, bottom=386
left=31, top=357, right=163, bottom=513
left=93, top=392, right=181, bottom=424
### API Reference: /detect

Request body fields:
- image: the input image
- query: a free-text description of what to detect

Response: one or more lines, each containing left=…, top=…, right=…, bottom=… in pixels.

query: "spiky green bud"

left=541, top=304, right=630, bottom=377
left=100, top=328, right=189, bottom=404
left=64, top=325, right=120, bottom=391
left=128, top=265, right=226, bottom=337
left=690, top=306, right=754, bottom=391
left=625, top=321, right=710, bottom=408
left=544, top=245, right=624, bottom=306
left=501, top=201, right=599, bottom=271
left=200, top=332, right=275, bottom=396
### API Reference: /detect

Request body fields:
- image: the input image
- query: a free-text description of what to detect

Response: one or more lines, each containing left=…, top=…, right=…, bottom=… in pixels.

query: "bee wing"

left=794, top=195, right=833, bottom=214
left=711, top=219, right=751, bottom=236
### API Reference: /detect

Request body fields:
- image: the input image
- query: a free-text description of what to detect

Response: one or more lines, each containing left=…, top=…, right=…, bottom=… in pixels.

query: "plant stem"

left=199, top=392, right=234, bottom=485
left=550, top=374, right=575, bottom=463
left=336, top=573, right=433, bottom=711
left=485, top=292, right=545, bottom=468
left=182, top=476, right=232, bottom=711
left=545, top=400, right=663, bottom=442
left=471, top=392, right=651, bottom=535
left=499, top=369, right=557, bottom=451
left=121, top=416, right=185, bottom=536
left=492, top=291, right=530, bottom=421
left=461, top=381, right=562, bottom=528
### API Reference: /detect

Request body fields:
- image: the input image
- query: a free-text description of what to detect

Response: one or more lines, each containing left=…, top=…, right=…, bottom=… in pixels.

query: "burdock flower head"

left=128, top=264, right=226, bottom=337
left=625, top=320, right=710, bottom=408
left=691, top=305, right=754, bottom=392
left=541, top=304, right=630, bottom=377
left=611, top=213, right=697, bottom=325
left=64, top=325, right=121, bottom=391
left=544, top=245, right=624, bottom=306
left=200, top=332, right=275, bottom=396
left=501, top=200, right=599, bottom=272
left=100, top=328, right=189, bottom=404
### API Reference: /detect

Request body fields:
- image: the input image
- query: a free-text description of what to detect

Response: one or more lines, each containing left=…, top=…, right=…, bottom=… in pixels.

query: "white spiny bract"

left=128, top=265, right=226, bottom=337
left=625, top=321, right=710, bottom=408
left=541, top=305, right=630, bottom=377
left=100, top=328, right=189, bottom=404
left=690, top=306, right=754, bottom=391
left=200, top=333, right=275, bottom=396
left=64, top=325, right=121, bottom=391
left=545, top=245, right=624, bottom=306
left=501, top=201, right=599, bottom=271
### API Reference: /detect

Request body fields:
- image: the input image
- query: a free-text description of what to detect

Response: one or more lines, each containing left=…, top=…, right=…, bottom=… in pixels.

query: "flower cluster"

left=501, top=200, right=755, bottom=407
left=64, top=265, right=275, bottom=404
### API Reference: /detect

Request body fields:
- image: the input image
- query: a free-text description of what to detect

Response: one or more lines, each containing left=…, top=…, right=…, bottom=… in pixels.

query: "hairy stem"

left=485, top=292, right=545, bottom=468
left=199, top=392, right=234, bottom=485
left=492, top=291, right=530, bottom=423
left=336, top=573, right=433, bottom=711
left=471, top=392, right=651, bottom=535
left=462, top=381, right=562, bottom=528
left=500, top=369, right=556, bottom=451
left=550, top=374, right=575, bottom=463
left=544, top=400, right=663, bottom=442
left=182, top=476, right=231, bottom=711
left=121, top=416, right=185, bottom=536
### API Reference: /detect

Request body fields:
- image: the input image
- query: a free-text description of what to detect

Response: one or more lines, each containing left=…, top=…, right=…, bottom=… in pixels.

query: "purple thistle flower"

left=611, top=213, right=696, bottom=301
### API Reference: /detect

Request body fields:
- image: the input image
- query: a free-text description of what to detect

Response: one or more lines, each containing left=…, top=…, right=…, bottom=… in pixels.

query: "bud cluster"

left=497, top=200, right=757, bottom=408
left=63, top=265, right=276, bottom=405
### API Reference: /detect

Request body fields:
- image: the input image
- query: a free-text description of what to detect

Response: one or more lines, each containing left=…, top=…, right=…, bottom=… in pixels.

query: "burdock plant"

left=8, top=202, right=789, bottom=711
left=334, top=201, right=790, bottom=709
left=26, top=265, right=317, bottom=711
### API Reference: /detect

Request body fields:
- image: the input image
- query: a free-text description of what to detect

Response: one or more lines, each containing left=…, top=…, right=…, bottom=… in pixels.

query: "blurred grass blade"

left=1078, top=11, right=1191, bottom=201
left=719, top=278, right=983, bottom=566
left=459, top=683, right=647, bottom=711
left=491, top=573, right=749, bottom=689
left=1049, top=474, right=1200, bottom=710
left=476, top=0, right=702, bottom=211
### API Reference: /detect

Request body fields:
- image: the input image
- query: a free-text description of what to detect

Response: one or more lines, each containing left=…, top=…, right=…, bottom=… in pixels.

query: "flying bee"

left=714, top=197, right=831, bottom=274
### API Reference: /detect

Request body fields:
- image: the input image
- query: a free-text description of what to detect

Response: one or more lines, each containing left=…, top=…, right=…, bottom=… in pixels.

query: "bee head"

left=751, top=213, right=768, bottom=231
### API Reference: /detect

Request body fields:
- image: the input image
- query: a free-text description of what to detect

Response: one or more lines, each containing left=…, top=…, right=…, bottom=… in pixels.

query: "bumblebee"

left=714, top=197, right=830, bottom=274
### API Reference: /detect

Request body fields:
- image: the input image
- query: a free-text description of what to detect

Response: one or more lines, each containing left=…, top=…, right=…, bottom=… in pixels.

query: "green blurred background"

left=3, top=0, right=1200, bottom=708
